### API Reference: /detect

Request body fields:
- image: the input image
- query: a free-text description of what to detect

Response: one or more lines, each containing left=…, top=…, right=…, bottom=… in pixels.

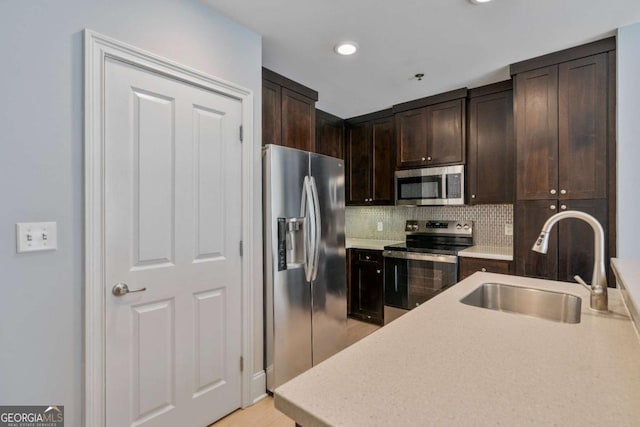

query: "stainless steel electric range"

left=383, top=220, right=473, bottom=324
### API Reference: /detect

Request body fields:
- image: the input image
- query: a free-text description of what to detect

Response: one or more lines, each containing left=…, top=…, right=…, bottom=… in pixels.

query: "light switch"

left=16, top=222, right=57, bottom=253
left=505, top=223, right=513, bottom=236
left=377, top=221, right=384, bottom=232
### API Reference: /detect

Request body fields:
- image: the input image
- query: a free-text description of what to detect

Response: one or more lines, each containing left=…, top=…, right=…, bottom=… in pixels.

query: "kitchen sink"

left=460, top=282, right=581, bottom=324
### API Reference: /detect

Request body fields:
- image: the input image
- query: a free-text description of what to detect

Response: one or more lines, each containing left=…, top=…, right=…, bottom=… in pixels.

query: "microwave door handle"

left=441, top=174, right=447, bottom=199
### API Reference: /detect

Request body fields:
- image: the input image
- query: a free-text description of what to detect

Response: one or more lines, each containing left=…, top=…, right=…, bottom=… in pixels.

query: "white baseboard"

left=251, top=370, right=267, bottom=404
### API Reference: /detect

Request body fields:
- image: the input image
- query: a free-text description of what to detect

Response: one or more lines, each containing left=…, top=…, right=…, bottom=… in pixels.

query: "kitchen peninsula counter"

left=274, top=272, right=640, bottom=426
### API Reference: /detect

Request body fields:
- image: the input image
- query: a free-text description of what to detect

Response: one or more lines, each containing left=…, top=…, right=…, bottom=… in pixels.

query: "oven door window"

left=407, top=259, right=457, bottom=308
left=397, top=175, right=443, bottom=201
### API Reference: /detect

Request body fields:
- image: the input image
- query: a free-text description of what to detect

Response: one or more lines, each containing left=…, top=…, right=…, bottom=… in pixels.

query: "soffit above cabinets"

left=204, top=0, right=640, bottom=118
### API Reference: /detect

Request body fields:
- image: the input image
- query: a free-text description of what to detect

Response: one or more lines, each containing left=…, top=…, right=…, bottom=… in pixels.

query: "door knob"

left=112, top=282, right=147, bottom=296
left=549, top=205, right=557, bottom=211
left=560, top=189, right=567, bottom=195
left=376, top=269, right=381, bottom=274
left=427, top=156, right=432, bottom=161
left=421, top=157, right=426, bottom=161
left=550, top=189, right=557, bottom=195
left=560, top=204, right=567, bottom=210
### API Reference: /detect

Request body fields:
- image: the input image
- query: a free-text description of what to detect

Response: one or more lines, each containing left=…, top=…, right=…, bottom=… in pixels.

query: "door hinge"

left=239, top=125, right=243, bottom=142
left=239, top=240, right=243, bottom=257
left=240, top=356, right=244, bottom=372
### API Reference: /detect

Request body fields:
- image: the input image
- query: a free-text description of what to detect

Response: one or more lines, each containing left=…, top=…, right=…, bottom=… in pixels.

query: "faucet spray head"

left=532, top=231, right=549, bottom=253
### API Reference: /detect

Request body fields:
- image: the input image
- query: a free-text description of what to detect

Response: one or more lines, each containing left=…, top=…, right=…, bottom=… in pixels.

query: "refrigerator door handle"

left=309, top=176, right=322, bottom=281
left=301, top=176, right=316, bottom=282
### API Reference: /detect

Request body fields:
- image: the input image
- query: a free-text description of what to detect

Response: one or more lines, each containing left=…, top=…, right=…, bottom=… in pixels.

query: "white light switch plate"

left=16, top=222, right=57, bottom=253
left=377, top=221, right=384, bottom=232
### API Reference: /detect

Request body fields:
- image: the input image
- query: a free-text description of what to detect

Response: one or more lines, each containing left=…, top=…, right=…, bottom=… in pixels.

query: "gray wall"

left=617, top=23, right=640, bottom=260
left=0, top=1, right=262, bottom=425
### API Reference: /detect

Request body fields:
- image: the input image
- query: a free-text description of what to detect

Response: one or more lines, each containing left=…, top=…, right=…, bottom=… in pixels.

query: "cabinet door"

left=371, top=117, right=395, bottom=204
left=262, top=79, right=281, bottom=146
left=515, top=66, right=559, bottom=200
left=396, top=108, right=428, bottom=168
left=459, top=257, right=513, bottom=281
left=426, top=99, right=465, bottom=165
left=281, top=87, right=316, bottom=152
left=515, top=200, right=558, bottom=280
left=558, top=54, right=608, bottom=200
left=350, top=250, right=384, bottom=325
left=315, top=110, right=344, bottom=159
left=346, top=122, right=372, bottom=204
left=468, top=90, right=514, bottom=204
left=557, top=199, right=607, bottom=284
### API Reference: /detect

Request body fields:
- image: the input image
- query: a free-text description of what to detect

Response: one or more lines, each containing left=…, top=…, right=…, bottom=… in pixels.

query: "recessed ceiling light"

left=469, top=0, right=492, bottom=4
left=334, top=42, right=358, bottom=56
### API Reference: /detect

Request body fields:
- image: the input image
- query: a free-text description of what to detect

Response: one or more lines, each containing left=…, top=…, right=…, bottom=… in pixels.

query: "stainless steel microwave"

left=395, top=165, right=465, bottom=206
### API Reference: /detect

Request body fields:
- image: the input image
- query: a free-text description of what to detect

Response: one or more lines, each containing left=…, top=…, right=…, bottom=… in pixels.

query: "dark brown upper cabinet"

left=345, top=110, right=395, bottom=206
left=393, top=89, right=467, bottom=169
left=262, top=68, right=318, bottom=152
left=467, top=81, right=514, bottom=204
left=315, top=109, right=344, bottom=159
left=514, top=53, right=608, bottom=201
left=511, top=37, right=616, bottom=285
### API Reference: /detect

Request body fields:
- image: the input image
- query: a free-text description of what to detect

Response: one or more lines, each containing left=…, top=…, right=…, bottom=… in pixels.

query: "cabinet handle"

left=550, top=205, right=557, bottom=210
left=481, top=268, right=487, bottom=272
left=376, top=269, right=381, bottom=274
left=421, top=157, right=426, bottom=161
left=471, top=194, right=476, bottom=199
left=427, top=156, right=432, bottom=161
left=550, top=189, right=557, bottom=195
left=560, top=189, right=567, bottom=195
left=560, top=204, right=567, bottom=210
left=365, top=255, right=370, bottom=260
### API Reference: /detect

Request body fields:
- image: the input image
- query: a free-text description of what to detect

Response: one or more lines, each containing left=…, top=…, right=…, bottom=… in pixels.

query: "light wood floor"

left=210, top=318, right=380, bottom=426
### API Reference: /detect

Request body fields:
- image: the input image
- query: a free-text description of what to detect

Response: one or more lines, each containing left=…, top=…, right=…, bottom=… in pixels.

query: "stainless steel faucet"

left=531, top=210, right=608, bottom=312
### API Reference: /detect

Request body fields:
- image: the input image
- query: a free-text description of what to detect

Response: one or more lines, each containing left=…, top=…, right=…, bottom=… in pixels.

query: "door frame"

left=83, top=30, right=256, bottom=426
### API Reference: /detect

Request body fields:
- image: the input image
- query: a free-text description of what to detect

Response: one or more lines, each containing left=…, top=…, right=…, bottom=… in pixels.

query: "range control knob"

left=456, top=224, right=462, bottom=230
left=463, top=224, right=470, bottom=230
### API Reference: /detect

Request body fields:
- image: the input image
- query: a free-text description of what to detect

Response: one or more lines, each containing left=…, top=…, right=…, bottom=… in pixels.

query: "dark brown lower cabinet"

left=458, top=257, right=513, bottom=281
left=348, top=249, right=384, bottom=325
left=515, top=199, right=608, bottom=284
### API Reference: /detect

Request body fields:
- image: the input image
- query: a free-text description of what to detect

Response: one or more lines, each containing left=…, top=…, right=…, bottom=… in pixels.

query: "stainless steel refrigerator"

left=263, top=144, right=347, bottom=392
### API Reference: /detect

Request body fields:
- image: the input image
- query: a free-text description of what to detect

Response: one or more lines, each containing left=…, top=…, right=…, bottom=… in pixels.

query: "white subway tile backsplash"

left=346, top=205, right=513, bottom=248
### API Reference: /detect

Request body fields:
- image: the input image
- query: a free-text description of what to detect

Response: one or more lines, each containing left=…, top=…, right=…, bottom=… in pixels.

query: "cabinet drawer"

left=356, top=250, right=383, bottom=264
left=459, top=257, right=513, bottom=280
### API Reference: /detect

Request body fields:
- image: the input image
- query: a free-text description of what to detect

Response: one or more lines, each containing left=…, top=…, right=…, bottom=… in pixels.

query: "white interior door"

left=104, top=57, right=243, bottom=427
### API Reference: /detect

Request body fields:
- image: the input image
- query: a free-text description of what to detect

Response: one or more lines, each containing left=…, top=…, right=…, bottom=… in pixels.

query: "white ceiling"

left=204, top=0, right=640, bottom=118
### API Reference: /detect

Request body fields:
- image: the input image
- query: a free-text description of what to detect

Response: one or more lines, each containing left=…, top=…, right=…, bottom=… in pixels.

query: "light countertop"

left=458, top=245, right=513, bottom=261
left=274, top=272, right=640, bottom=426
left=611, top=258, right=640, bottom=335
left=345, top=238, right=403, bottom=251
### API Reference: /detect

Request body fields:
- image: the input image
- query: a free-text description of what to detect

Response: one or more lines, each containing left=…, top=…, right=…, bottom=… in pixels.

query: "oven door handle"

left=394, top=264, right=398, bottom=292
left=383, top=250, right=457, bottom=264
